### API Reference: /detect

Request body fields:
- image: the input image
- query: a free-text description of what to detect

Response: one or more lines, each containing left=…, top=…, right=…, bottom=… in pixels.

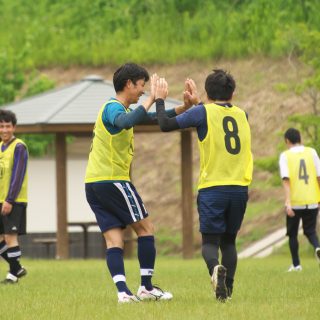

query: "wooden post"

left=55, top=133, right=69, bottom=259
left=181, top=130, right=194, bottom=258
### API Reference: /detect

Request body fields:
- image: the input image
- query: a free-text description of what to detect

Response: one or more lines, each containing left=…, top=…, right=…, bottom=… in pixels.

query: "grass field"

left=1, top=256, right=319, bottom=320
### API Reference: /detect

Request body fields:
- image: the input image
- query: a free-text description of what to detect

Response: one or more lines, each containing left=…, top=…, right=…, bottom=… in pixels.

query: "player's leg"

left=223, top=189, right=247, bottom=297
left=126, top=182, right=172, bottom=301
left=0, top=233, right=10, bottom=264
left=286, top=211, right=301, bottom=270
left=198, top=187, right=228, bottom=301
left=0, top=208, right=10, bottom=264
left=85, top=182, right=138, bottom=303
left=201, top=233, right=220, bottom=276
left=220, top=233, right=237, bottom=298
left=1, top=204, right=27, bottom=284
left=103, top=227, right=139, bottom=302
left=301, top=208, right=320, bottom=264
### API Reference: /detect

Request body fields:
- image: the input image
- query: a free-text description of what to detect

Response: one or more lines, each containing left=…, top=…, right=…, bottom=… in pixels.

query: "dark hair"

left=284, top=128, right=301, bottom=144
left=205, top=69, right=236, bottom=101
left=0, top=109, right=17, bottom=126
left=113, top=63, right=150, bottom=92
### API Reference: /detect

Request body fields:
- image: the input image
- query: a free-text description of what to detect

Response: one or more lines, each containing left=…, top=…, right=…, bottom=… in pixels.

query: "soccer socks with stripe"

left=138, top=236, right=156, bottom=290
left=106, top=247, right=132, bottom=295
left=0, top=240, right=10, bottom=263
left=7, top=246, right=22, bottom=276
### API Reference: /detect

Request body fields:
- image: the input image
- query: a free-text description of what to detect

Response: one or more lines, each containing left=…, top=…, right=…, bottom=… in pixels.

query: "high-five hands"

left=183, top=78, right=201, bottom=108
left=149, top=73, right=159, bottom=101
left=155, top=78, right=168, bottom=100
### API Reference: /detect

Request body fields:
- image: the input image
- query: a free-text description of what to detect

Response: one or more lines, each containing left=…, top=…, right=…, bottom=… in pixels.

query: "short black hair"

left=113, top=63, right=150, bottom=92
left=0, top=109, right=17, bottom=126
left=205, top=69, right=236, bottom=101
left=284, top=128, right=301, bottom=144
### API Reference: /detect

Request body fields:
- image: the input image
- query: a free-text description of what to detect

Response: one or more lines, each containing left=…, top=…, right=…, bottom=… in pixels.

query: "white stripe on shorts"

left=114, top=183, right=137, bottom=222
left=0, top=244, right=8, bottom=255
left=113, top=274, right=126, bottom=283
left=126, top=182, right=144, bottom=220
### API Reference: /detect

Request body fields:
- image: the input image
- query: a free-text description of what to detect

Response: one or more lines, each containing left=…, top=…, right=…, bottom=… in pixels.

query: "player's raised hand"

left=184, top=78, right=201, bottom=106
left=155, top=77, right=168, bottom=100
left=149, top=73, right=159, bottom=101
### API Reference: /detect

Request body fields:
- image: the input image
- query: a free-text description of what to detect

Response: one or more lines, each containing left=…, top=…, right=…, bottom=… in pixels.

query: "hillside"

left=45, top=57, right=313, bottom=254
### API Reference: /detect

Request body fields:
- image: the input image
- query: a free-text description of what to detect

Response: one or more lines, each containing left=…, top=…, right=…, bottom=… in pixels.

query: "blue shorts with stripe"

left=85, top=181, right=148, bottom=233
left=197, top=186, right=248, bottom=234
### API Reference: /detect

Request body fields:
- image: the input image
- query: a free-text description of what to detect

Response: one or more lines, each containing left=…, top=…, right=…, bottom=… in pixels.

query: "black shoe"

left=17, top=267, right=27, bottom=278
left=211, top=265, right=228, bottom=302
left=227, top=286, right=233, bottom=300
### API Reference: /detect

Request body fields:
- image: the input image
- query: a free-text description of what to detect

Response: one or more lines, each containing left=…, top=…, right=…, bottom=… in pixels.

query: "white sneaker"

left=287, top=265, right=302, bottom=272
left=315, top=248, right=320, bottom=264
left=117, top=292, right=140, bottom=303
left=211, top=265, right=228, bottom=302
left=1, top=273, right=18, bottom=284
left=137, top=286, right=173, bottom=301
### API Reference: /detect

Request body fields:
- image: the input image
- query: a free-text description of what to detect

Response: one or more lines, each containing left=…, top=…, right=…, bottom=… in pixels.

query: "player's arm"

left=281, top=178, right=294, bottom=217
left=2, top=144, right=28, bottom=215
left=114, top=106, right=149, bottom=129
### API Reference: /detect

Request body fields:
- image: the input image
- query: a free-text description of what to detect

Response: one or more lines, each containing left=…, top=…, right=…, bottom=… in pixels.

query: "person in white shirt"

left=279, top=128, right=320, bottom=271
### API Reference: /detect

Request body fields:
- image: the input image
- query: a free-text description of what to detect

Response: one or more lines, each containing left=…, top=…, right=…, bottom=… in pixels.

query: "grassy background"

left=1, top=0, right=320, bottom=67
left=1, top=255, right=319, bottom=320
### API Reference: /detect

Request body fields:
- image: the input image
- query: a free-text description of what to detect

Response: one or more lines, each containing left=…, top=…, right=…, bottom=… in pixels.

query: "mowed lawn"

left=0, top=256, right=319, bottom=320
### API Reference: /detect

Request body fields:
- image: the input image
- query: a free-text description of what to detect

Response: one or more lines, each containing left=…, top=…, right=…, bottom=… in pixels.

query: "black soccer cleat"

left=16, top=267, right=27, bottom=278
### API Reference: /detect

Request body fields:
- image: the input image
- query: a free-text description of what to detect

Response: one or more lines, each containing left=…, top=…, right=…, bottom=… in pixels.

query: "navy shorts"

left=0, top=203, right=27, bottom=235
left=197, top=186, right=248, bottom=234
left=85, top=181, right=149, bottom=233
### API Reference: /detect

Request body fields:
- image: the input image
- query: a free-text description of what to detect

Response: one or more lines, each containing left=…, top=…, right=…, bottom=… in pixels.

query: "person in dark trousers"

left=154, top=70, right=253, bottom=302
left=279, top=128, right=320, bottom=272
left=0, top=109, right=28, bottom=284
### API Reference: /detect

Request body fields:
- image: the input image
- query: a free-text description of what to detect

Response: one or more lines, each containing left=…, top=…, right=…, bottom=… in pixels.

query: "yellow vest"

left=0, top=138, right=28, bottom=203
left=198, top=103, right=253, bottom=189
left=85, top=100, right=134, bottom=182
left=284, top=147, right=320, bottom=205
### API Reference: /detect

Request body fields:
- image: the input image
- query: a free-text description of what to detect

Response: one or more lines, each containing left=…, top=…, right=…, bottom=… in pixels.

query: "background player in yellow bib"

left=85, top=63, right=189, bottom=303
left=154, top=70, right=253, bottom=302
left=0, top=109, right=28, bottom=284
left=279, top=128, right=320, bottom=272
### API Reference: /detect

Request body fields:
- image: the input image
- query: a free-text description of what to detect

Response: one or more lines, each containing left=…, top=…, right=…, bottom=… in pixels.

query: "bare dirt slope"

left=44, top=58, right=312, bottom=251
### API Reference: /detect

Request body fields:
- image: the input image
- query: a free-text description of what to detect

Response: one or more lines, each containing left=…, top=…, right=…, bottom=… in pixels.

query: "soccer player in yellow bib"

left=154, top=70, right=253, bottom=302
left=279, top=128, right=320, bottom=272
left=85, top=63, right=189, bottom=303
left=0, top=110, right=28, bottom=284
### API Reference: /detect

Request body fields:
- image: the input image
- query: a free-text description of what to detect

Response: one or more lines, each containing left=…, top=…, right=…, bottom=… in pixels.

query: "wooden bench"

left=33, top=238, right=57, bottom=258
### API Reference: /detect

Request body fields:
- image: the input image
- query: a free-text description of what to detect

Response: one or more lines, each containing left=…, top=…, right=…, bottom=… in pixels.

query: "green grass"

left=1, top=256, right=319, bottom=320
left=1, top=0, right=320, bottom=67
left=245, top=199, right=282, bottom=220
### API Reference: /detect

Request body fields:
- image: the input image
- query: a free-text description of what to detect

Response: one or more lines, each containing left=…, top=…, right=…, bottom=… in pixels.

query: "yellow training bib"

left=284, top=147, right=320, bottom=205
left=0, top=138, right=28, bottom=203
left=198, top=103, right=253, bottom=189
left=85, top=100, right=134, bottom=182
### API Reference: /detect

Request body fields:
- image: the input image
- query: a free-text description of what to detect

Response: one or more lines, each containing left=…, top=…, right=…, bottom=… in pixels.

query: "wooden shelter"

left=1, top=75, right=194, bottom=259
